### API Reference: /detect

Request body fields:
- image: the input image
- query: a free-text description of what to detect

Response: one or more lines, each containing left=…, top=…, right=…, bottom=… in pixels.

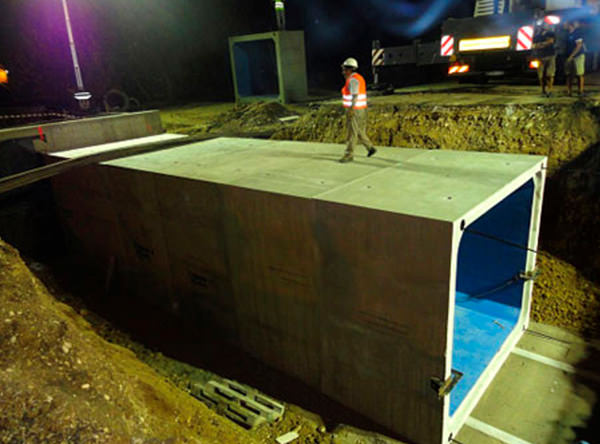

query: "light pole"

left=61, top=0, right=91, bottom=109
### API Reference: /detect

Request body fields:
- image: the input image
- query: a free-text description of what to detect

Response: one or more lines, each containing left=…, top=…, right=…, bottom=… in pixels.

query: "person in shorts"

left=565, top=20, right=586, bottom=96
left=533, top=22, right=556, bottom=97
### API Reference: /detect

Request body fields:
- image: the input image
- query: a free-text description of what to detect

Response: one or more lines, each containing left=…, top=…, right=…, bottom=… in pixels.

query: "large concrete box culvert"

left=48, top=137, right=546, bottom=444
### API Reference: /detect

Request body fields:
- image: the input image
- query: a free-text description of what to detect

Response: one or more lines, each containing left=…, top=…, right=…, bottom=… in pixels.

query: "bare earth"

left=0, top=239, right=260, bottom=444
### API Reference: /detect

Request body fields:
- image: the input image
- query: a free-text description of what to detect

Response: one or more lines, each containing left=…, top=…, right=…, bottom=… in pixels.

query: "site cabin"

left=48, top=135, right=546, bottom=444
left=372, top=0, right=600, bottom=86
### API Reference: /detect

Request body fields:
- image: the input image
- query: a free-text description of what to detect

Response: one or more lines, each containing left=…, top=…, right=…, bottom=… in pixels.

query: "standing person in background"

left=565, top=20, right=586, bottom=97
left=339, top=58, right=377, bottom=163
left=532, top=22, right=557, bottom=97
left=274, top=0, right=286, bottom=31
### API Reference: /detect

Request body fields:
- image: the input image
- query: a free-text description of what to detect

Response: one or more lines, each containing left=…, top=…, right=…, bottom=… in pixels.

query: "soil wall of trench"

left=273, top=102, right=600, bottom=336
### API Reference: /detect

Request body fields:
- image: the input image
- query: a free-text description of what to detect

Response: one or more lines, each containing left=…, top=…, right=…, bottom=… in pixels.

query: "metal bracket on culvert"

left=430, top=369, right=463, bottom=398
left=189, top=379, right=285, bottom=429
left=519, top=268, right=540, bottom=282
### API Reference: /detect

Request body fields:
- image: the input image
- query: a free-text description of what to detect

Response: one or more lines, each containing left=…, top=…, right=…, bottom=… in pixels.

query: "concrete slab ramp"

left=0, top=110, right=163, bottom=152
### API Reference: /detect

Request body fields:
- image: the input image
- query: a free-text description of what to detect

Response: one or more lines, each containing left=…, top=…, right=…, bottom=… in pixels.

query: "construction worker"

left=274, top=0, right=285, bottom=31
left=532, top=22, right=556, bottom=97
left=339, top=58, right=377, bottom=163
left=565, top=20, right=586, bottom=97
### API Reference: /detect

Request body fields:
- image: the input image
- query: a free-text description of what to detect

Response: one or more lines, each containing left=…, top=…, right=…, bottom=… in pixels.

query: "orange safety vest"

left=341, top=73, right=367, bottom=110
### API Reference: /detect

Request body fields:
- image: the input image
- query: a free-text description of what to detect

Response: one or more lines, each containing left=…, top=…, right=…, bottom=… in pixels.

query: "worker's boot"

left=339, top=153, right=354, bottom=163
left=367, top=147, right=377, bottom=158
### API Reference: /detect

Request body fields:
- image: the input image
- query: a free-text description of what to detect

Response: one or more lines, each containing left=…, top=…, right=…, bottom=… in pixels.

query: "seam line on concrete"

left=312, top=163, right=400, bottom=200
left=465, top=417, right=533, bottom=444
left=513, top=347, right=600, bottom=384
left=313, top=150, right=438, bottom=202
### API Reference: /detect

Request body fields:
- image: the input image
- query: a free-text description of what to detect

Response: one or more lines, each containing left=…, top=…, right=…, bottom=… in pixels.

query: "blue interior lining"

left=451, top=179, right=535, bottom=416
left=233, top=39, right=279, bottom=97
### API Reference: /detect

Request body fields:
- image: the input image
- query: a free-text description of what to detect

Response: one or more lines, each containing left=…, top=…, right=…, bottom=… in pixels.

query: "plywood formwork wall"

left=49, top=138, right=546, bottom=444
left=222, top=187, right=322, bottom=386
left=155, top=175, right=238, bottom=338
left=316, top=204, right=452, bottom=441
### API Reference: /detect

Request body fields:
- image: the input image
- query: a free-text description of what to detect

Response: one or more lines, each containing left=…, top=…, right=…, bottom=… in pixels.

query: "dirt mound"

left=272, top=103, right=600, bottom=173
left=532, top=253, right=600, bottom=336
left=161, top=103, right=235, bottom=135
left=209, top=102, right=296, bottom=132
left=0, top=238, right=258, bottom=444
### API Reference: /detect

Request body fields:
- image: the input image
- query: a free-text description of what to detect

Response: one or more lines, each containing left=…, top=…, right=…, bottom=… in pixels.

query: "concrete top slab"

left=51, top=136, right=546, bottom=223
left=317, top=149, right=546, bottom=222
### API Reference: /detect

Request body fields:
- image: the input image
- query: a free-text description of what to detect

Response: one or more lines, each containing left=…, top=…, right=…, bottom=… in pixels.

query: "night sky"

left=0, top=0, right=475, bottom=108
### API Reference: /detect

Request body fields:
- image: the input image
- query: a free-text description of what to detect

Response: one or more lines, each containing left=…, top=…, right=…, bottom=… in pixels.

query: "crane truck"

left=371, top=0, right=600, bottom=86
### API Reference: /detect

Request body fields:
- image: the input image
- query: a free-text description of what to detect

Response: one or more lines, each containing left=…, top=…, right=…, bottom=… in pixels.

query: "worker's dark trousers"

left=345, top=108, right=374, bottom=155
left=276, top=11, right=286, bottom=30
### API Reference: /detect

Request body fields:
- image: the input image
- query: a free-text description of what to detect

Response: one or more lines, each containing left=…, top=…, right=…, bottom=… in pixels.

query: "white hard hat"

left=342, top=57, right=359, bottom=69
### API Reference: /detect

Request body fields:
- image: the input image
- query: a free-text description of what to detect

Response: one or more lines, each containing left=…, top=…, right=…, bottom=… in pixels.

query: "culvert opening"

left=452, top=179, right=535, bottom=416
left=232, top=39, right=280, bottom=99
